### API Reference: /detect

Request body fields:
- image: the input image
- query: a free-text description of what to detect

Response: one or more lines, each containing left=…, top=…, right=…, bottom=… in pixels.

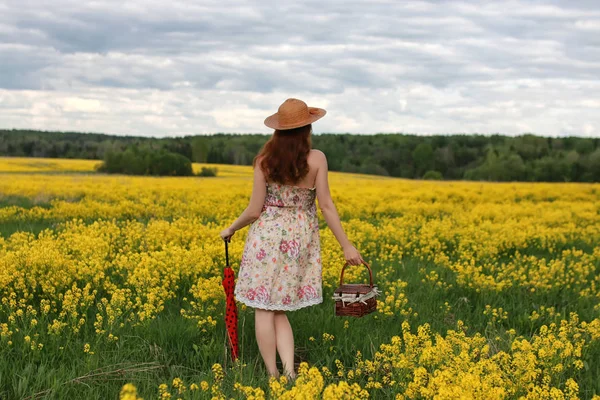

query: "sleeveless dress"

left=234, top=183, right=323, bottom=311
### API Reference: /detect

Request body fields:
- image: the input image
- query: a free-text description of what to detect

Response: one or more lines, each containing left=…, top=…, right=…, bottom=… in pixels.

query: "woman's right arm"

left=313, top=150, right=363, bottom=265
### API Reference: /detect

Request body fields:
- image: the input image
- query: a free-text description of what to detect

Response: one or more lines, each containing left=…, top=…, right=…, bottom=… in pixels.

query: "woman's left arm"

left=220, top=166, right=267, bottom=241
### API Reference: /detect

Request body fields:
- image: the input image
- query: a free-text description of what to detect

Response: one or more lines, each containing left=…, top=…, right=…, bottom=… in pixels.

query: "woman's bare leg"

left=274, top=311, right=297, bottom=379
left=254, top=308, right=279, bottom=377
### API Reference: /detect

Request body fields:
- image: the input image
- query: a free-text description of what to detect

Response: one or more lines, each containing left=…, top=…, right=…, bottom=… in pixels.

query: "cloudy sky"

left=1, top=0, right=599, bottom=137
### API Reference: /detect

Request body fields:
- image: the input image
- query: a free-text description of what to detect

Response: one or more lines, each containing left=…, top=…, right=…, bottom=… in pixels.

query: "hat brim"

left=264, top=107, right=326, bottom=130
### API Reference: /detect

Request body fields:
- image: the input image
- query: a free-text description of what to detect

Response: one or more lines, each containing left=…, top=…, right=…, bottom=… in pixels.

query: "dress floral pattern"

left=234, top=183, right=322, bottom=311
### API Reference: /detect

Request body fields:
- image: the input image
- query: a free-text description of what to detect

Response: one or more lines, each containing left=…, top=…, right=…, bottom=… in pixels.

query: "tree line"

left=1, top=129, right=599, bottom=182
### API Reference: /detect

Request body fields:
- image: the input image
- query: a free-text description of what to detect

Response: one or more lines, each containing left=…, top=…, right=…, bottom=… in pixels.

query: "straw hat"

left=264, top=98, right=326, bottom=130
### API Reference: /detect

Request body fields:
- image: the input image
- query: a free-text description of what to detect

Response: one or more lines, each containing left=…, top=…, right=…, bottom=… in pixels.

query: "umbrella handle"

left=224, top=239, right=229, bottom=267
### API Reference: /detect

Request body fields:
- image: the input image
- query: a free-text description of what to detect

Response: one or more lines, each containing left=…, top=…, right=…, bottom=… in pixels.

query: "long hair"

left=253, top=124, right=312, bottom=184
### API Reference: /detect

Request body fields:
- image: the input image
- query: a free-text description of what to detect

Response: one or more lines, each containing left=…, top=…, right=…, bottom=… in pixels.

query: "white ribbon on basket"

left=332, top=286, right=382, bottom=307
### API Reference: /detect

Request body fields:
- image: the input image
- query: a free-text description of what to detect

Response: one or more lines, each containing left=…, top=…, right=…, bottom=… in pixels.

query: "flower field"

left=0, top=156, right=599, bottom=399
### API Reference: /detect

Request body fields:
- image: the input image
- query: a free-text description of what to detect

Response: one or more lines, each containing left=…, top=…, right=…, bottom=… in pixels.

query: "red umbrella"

left=222, top=239, right=239, bottom=361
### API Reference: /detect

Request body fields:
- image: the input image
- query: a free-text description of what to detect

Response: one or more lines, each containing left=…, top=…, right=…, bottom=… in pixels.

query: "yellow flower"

left=323, top=332, right=335, bottom=342
left=120, top=383, right=143, bottom=400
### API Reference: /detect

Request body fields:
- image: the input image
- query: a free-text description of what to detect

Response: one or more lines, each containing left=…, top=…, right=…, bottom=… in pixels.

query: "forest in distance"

left=1, top=129, right=599, bottom=182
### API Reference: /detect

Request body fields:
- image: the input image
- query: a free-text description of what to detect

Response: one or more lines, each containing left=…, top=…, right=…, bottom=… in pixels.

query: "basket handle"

left=339, top=261, right=373, bottom=288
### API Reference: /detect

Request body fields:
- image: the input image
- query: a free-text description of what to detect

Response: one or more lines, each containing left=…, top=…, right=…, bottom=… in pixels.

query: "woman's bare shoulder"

left=308, top=149, right=327, bottom=162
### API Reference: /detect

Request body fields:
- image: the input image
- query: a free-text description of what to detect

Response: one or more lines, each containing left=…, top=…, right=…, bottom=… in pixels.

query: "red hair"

left=254, top=124, right=312, bottom=184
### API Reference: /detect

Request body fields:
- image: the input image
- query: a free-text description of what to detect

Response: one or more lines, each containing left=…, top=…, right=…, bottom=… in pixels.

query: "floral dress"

left=234, top=183, right=322, bottom=311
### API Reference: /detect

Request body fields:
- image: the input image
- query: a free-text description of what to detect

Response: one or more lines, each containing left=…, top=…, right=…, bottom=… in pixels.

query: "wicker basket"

left=333, top=261, right=380, bottom=317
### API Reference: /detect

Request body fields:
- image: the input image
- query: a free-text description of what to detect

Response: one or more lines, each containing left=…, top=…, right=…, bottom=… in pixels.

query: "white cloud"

left=575, top=19, right=600, bottom=29
left=0, top=0, right=598, bottom=137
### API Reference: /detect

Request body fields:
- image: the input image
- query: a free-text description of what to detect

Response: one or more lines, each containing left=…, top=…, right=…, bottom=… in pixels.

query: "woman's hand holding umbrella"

left=220, top=227, right=235, bottom=242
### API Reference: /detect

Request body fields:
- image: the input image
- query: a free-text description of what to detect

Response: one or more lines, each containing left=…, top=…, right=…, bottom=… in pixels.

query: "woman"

left=219, top=98, right=363, bottom=380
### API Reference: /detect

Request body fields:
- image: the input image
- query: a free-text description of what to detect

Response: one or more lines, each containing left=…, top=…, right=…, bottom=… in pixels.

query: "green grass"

left=0, top=194, right=53, bottom=210
left=0, top=220, right=60, bottom=238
